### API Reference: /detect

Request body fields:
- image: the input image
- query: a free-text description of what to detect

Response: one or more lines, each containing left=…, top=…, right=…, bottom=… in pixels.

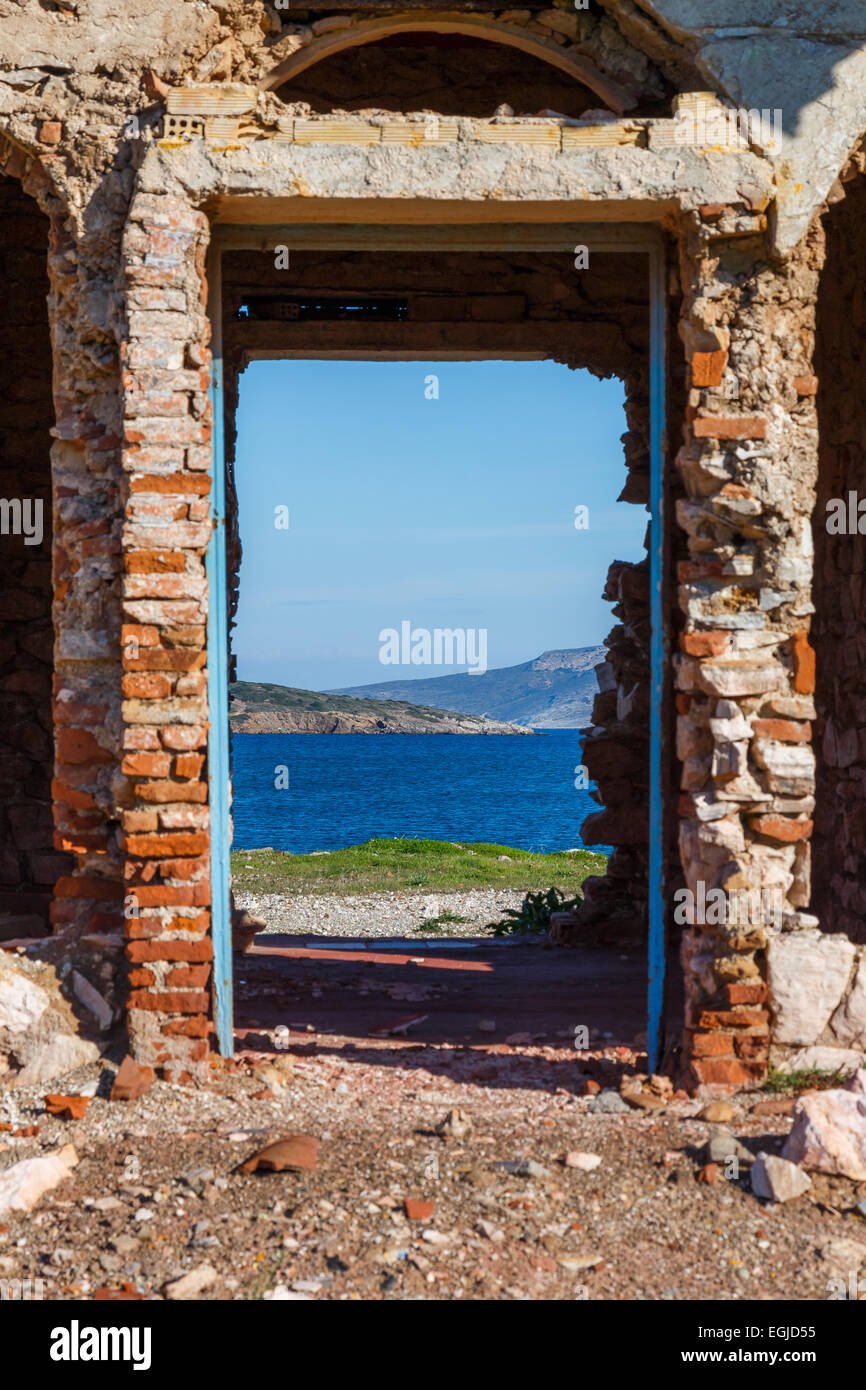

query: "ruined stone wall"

left=812, top=161, right=866, bottom=947
left=0, top=130, right=135, bottom=1037
left=0, top=0, right=861, bottom=1083
left=0, top=171, right=70, bottom=933
left=674, top=203, right=823, bottom=1088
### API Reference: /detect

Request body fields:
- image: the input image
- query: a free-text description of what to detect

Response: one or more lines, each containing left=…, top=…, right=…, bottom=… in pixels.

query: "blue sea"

left=231, top=730, right=605, bottom=854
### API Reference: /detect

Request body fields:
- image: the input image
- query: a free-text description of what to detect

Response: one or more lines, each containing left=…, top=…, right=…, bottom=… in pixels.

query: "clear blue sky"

left=233, top=359, right=646, bottom=690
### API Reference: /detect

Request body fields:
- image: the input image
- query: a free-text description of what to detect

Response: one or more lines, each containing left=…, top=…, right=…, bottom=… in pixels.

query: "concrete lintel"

left=138, top=139, right=771, bottom=232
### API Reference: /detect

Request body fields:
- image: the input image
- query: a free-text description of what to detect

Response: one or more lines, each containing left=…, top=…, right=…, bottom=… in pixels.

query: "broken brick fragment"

left=404, top=1198, right=435, bottom=1221
left=110, top=1054, right=155, bottom=1101
left=44, top=1095, right=89, bottom=1120
left=691, top=349, right=727, bottom=387
left=692, top=416, right=767, bottom=440
left=748, top=815, right=813, bottom=843
left=791, top=630, right=816, bottom=694
left=239, top=1135, right=319, bottom=1173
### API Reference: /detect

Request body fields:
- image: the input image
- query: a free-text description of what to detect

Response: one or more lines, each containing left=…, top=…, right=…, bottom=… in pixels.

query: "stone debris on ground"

left=781, top=1071, right=866, bottom=1181
left=698, top=1101, right=740, bottom=1124
left=0, top=951, right=101, bottom=1087
left=750, top=1153, right=813, bottom=1203
left=0, top=1033, right=862, bottom=1301
left=435, top=1108, right=472, bottom=1141
left=589, top=1089, right=631, bottom=1115
left=564, top=1151, right=602, bottom=1171
left=0, top=1144, right=78, bottom=1218
left=109, top=1056, right=156, bottom=1103
left=163, top=1264, right=218, bottom=1301
left=704, top=1131, right=754, bottom=1167
left=44, top=1095, right=90, bottom=1121
left=238, top=1136, right=320, bottom=1174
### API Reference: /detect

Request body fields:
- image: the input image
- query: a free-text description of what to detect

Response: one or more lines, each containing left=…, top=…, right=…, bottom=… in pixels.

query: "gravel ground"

left=236, top=889, right=529, bottom=938
left=2, top=1037, right=864, bottom=1303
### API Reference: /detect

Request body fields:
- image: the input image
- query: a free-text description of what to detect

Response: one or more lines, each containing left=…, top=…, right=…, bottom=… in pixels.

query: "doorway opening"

left=207, top=226, right=672, bottom=1077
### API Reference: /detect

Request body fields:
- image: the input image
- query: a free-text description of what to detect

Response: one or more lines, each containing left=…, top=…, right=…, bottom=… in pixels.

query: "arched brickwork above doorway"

left=261, top=13, right=637, bottom=114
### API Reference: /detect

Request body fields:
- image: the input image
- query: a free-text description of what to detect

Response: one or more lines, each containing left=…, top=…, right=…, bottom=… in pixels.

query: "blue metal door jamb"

left=205, top=238, right=234, bottom=1056
left=647, top=234, right=668, bottom=1075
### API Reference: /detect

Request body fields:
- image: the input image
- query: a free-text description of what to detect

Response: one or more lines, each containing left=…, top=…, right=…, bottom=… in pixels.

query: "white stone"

left=750, top=1152, right=812, bottom=1202
left=71, top=970, right=113, bottom=1032
left=0, top=1145, right=78, bottom=1218
left=709, top=711, right=751, bottom=742
left=782, top=1086, right=866, bottom=1181
left=766, top=932, right=855, bottom=1044
left=14, top=1033, right=100, bottom=1086
left=697, top=660, right=786, bottom=697
left=0, top=964, right=49, bottom=1037
left=822, top=1237, right=866, bottom=1272
left=564, top=1151, right=602, bottom=1171
left=831, top=958, right=866, bottom=1049
left=752, top=739, right=815, bottom=794
left=163, top=1263, right=217, bottom=1300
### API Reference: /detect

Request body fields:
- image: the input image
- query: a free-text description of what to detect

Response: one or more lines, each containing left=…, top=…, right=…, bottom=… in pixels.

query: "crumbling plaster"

left=0, top=2, right=864, bottom=247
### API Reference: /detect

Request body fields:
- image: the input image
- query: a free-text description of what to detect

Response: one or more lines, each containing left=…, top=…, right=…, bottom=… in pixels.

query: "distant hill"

left=331, top=647, right=605, bottom=728
left=229, top=682, right=536, bottom=735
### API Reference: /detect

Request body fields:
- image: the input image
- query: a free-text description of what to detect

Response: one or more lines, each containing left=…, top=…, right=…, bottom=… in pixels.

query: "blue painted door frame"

left=205, top=244, right=234, bottom=1057
left=206, top=223, right=669, bottom=1067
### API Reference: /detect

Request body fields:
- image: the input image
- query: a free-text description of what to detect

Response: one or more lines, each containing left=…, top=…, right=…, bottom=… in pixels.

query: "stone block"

left=766, top=932, right=856, bottom=1044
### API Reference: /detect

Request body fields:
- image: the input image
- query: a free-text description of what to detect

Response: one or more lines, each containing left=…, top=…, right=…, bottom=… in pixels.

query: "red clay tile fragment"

left=404, top=1198, right=435, bottom=1221
left=110, top=1054, right=155, bottom=1102
left=93, top=1283, right=144, bottom=1301
left=45, top=1094, right=90, bottom=1120
left=239, top=1134, right=319, bottom=1173
left=697, top=1163, right=718, bottom=1185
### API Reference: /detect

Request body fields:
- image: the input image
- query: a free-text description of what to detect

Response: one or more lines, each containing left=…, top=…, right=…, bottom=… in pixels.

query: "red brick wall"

left=120, top=193, right=214, bottom=1081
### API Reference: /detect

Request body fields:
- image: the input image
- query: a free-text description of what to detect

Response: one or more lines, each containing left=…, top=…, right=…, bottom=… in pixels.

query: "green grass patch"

left=765, top=1063, right=848, bottom=1095
left=230, top=837, right=605, bottom=898
left=415, top=911, right=469, bottom=934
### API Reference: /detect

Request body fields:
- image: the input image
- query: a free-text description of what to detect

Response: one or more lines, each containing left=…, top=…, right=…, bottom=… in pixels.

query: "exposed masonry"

left=674, top=215, right=824, bottom=1088
left=0, top=0, right=864, bottom=1089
